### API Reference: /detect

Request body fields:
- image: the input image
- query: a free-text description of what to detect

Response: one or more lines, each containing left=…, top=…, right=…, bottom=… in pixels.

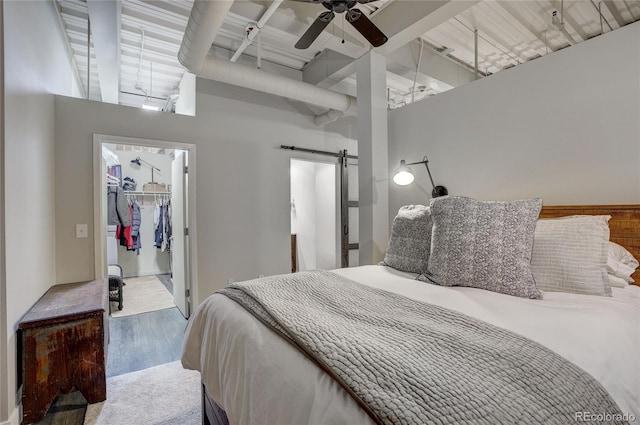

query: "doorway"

left=290, top=159, right=340, bottom=271
left=93, top=134, right=196, bottom=377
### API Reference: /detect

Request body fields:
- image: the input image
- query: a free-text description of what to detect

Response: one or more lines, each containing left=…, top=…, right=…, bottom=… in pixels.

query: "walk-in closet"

left=102, top=142, right=191, bottom=378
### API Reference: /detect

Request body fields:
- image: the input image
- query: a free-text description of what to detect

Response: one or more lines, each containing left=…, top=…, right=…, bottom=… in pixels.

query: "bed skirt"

left=202, top=384, right=229, bottom=425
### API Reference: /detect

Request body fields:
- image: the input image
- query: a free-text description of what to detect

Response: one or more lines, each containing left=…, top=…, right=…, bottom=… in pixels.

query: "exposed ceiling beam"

left=302, top=49, right=356, bottom=88
left=603, top=1, right=625, bottom=27
left=303, top=40, right=476, bottom=91
left=303, top=1, right=480, bottom=89
left=86, top=0, right=121, bottom=104
left=373, top=0, right=481, bottom=54
left=385, top=41, right=475, bottom=88
left=494, top=1, right=555, bottom=54
left=53, top=0, right=86, bottom=98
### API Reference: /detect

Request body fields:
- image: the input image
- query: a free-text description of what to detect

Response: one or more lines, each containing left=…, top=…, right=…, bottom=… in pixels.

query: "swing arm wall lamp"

left=392, top=155, right=448, bottom=198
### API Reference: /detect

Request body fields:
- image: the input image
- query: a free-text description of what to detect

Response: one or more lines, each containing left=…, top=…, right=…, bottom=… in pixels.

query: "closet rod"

left=280, top=145, right=358, bottom=160
left=123, top=191, right=171, bottom=195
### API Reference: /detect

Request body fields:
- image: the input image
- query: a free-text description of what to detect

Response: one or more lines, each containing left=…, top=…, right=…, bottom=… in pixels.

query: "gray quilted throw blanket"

left=220, top=270, right=626, bottom=425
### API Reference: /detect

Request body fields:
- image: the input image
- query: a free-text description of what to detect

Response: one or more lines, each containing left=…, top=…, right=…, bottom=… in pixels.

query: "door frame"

left=92, top=134, right=198, bottom=314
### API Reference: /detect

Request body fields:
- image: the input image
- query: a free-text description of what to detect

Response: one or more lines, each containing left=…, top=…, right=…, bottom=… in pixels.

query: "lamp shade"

left=392, top=160, right=415, bottom=186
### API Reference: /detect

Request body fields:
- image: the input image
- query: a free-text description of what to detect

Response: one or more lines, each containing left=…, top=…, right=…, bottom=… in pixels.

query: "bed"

left=182, top=203, right=640, bottom=425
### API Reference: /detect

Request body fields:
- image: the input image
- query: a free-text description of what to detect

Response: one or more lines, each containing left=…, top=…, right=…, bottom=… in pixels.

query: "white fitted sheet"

left=182, top=265, right=640, bottom=424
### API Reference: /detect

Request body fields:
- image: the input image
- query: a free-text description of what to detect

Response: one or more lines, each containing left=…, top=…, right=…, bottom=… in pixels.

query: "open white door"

left=171, top=151, right=189, bottom=318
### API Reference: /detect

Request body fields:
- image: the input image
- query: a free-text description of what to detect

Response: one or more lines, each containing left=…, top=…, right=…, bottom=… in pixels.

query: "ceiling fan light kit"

left=292, top=0, right=388, bottom=49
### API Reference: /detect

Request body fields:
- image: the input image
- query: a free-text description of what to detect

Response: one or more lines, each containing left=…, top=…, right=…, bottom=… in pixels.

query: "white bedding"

left=182, top=265, right=640, bottom=424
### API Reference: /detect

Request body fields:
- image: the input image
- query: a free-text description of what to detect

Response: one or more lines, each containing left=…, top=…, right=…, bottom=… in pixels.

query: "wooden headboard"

left=539, top=205, right=640, bottom=285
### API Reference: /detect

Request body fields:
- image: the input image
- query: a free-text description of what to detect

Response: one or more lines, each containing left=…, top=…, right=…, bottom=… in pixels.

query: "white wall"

left=388, top=21, right=640, bottom=218
left=54, top=77, right=357, bottom=303
left=0, top=5, right=6, bottom=424
left=175, top=72, right=196, bottom=116
left=108, top=148, right=172, bottom=277
left=2, top=1, right=78, bottom=422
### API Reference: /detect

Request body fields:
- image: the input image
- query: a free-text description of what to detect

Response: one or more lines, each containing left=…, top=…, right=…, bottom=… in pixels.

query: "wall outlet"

left=76, top=224, right=88, bottom=239
left=258, top=274, right=265, bottom=278
left=227, top=278, right=235, bottom=284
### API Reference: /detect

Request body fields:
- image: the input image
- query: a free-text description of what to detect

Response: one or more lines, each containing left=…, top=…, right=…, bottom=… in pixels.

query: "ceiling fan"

left=291, top=0, right=388, bottom=49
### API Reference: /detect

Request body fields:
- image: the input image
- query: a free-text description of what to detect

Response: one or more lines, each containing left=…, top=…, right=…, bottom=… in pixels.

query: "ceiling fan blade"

left=295, top=11, right=335, bottom=49
left=345, top=8, right=387, bottom=47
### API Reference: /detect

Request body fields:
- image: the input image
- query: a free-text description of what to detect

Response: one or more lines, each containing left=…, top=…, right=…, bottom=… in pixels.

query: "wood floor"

left=107, top=274, right=187, bottom=377
left=36, top=392, right=87, bottom=425
left=156, top=273, right=173, bottom=294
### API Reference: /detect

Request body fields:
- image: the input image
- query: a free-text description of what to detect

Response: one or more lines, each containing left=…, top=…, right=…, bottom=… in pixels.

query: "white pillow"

left=531, top=215, right=611, bottom=296
left=607, top=242, right=638, bottom=284
left=608, top=241, right=639, bottom=268
left=607, top=257, right=636, bottom=283
left=608, top=274, right=629, bottom=288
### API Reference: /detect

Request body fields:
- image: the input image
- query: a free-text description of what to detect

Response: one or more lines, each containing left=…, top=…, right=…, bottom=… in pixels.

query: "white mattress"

left=182, top=265, right=640, bottom=424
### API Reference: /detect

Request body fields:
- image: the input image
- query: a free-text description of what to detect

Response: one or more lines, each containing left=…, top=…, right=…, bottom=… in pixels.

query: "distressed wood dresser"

left=18, top=279, right=108, bottom=424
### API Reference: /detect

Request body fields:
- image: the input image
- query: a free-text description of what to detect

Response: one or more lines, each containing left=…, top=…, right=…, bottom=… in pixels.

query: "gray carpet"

left=84, top=361, right=201, bottom=425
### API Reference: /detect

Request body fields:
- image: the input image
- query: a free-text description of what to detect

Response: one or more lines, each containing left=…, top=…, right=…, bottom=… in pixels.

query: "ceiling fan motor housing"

left=322, top=0, right=358, bottom=13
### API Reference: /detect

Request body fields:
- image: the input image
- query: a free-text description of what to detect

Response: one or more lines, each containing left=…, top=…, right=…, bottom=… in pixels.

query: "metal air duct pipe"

left=178, top=0, right=234, bottom=75
left=178, top=0, right=356, bottom=124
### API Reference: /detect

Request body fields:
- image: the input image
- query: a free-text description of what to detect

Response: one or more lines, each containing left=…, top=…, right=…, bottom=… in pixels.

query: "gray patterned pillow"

left=381, top=205, right=432, bottom=274
left=418, top=196, right=543, bottom=299
left=531, top=215, right=611, bottom=296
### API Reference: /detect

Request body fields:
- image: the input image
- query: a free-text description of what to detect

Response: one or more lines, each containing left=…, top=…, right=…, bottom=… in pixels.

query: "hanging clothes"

left=122, top=177, right=137, bottom=191
left=107, top=186, right=132, bottom=227
left=107, top=186, right=118, bottom=225
left=154, top=201, right=164, bottom=249
left=130, top=200, right=142, bottom=254
left=116, top=203, right=134, bottom=250
left=164, top=200, right=172, bottom=252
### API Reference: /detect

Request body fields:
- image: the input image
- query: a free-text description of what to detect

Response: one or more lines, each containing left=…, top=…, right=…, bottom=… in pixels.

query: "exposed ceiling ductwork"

left=178, top=0, right=357, bottom=125
left=56, top=0, right=640, bottom=111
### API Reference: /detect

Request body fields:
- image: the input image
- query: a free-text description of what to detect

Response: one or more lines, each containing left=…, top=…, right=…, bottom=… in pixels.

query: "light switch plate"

left=76, top=224, right=88, bottom=239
